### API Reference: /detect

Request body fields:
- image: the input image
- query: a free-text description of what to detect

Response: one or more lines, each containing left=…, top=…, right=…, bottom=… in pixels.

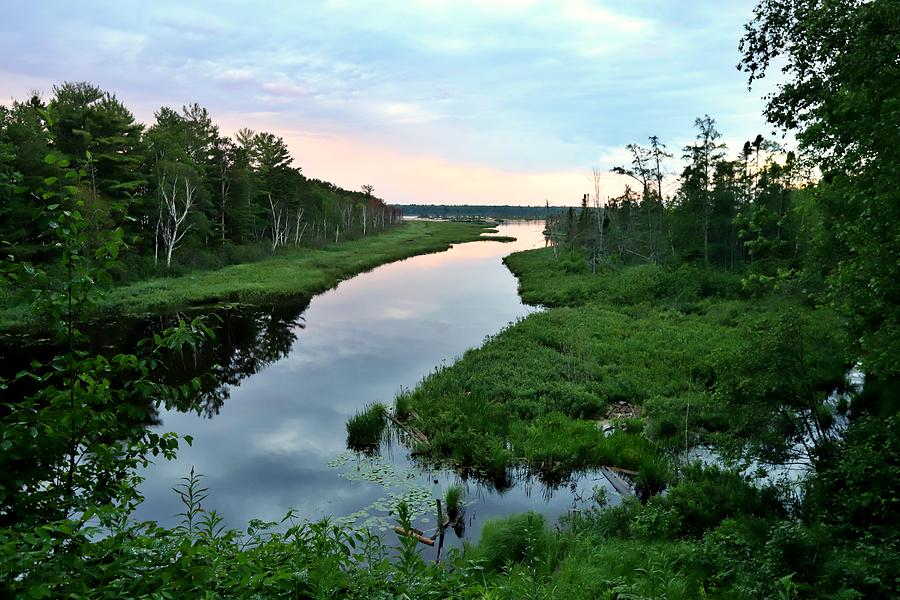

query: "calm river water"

left=9, top=220, right=619, bottom=552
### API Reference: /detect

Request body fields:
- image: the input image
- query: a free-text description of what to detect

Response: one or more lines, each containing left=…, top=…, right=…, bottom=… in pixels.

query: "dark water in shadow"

left=4, top=221, right=620, bottom=551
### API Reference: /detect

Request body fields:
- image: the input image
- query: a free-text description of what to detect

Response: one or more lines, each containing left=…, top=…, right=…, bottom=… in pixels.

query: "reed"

left=445, top=484, right=464, bottom=519
left=346, top=402, right=388, bottom=452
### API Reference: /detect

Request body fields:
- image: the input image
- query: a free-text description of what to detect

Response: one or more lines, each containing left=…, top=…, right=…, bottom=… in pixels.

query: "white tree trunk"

left=293, top=208, right=305, bottom=245
left=158, top=172, right=196, bottom=268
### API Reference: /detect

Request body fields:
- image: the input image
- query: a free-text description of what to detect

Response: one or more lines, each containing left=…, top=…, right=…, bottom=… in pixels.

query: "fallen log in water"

left=604, top=465, right=639, bottom=476
left=394, top=526, right=435, bottom=546
left=389, top=414, right=429, bottom=445
left=600, top=467, right=634, bottom=497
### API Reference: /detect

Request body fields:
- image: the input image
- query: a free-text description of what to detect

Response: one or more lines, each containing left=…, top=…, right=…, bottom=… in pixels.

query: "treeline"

left=401, top=203, right=568, bottom=220
left=0, top=82, right=401, bottom=276
left=552, top=120, right=806, bottom=280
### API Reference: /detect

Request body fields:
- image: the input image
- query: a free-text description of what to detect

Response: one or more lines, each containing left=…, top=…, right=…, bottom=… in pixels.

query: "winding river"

left=9, top=220, right=619, bottom=551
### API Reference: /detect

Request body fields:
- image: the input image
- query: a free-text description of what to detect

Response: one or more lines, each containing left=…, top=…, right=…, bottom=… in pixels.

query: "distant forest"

left=398, top=204, right=568, bottom=219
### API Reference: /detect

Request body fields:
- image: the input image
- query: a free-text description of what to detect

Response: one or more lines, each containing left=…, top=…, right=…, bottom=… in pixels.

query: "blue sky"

left=1, top=0, right=779, bottom=205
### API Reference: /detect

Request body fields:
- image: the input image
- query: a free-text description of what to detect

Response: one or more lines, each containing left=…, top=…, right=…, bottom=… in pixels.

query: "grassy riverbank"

left=386, top=248, right=896, bottom=598
left=1, top=220, right=511, bottom=330
left=399, top=247, right=847, bottom=485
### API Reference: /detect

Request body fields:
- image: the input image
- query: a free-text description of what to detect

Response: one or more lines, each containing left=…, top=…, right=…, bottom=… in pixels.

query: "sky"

left=1, top=0, right=780, bottom=206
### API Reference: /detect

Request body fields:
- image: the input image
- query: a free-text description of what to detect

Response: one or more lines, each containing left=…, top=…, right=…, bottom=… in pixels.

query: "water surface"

left=15, top=221, right=620, bottom=550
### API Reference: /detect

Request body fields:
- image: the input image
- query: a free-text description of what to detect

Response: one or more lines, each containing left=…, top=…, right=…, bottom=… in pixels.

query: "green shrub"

left=630, top=502, right=683, bottom=540
left=660, top=464, right=783, bottom=537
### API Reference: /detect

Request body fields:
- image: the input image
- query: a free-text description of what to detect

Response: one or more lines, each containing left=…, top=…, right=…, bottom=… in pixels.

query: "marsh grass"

left=399, top=246, right=844, bottom=495
left=394, top=392, right=412, bottom=421
left=444, top=484, right=464, bottom=519
left=346, top=403, right=388, bottom=452
left=634, top=455, right=672, bottom=503
left=1, top=220, right=511, bottom=330
left=465, top=512, right=558, bottom=573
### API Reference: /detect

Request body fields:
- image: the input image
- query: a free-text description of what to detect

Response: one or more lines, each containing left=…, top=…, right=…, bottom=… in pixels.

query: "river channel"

left=9, top=220, right=620, bottom=552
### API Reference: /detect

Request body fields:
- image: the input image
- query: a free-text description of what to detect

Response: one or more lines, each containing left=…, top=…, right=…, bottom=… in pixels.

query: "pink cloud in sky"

left=3, top=74, right=637, bottom=208
left=227, top=120, right=632, bottom=206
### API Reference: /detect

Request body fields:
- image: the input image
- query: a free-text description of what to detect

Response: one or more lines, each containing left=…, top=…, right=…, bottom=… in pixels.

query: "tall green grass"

left=465, top=512, right=558, bottom=573
left=444, top=484, right=464, bottom=519
left=394, top=392, right=413, bottom=421
left=346, top=403, right=388, bottom=452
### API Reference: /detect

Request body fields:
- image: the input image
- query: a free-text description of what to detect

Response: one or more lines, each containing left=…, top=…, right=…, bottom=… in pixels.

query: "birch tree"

left=156, top=166, right=197, bottom=268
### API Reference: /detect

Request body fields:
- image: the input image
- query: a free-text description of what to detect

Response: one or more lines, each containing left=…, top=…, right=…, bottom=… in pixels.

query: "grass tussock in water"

left=346, top=402, right=388, bottom=452
left=444, top=484, right=464, bottom=519
left=394, top=392, right=413, bottom=421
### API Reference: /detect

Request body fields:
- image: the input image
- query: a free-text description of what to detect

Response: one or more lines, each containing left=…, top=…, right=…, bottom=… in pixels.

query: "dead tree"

left=157, top=170, right=197, bottom=268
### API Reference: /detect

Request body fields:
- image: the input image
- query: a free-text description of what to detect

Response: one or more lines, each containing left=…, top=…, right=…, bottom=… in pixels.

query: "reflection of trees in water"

left=3, top=300, right=310, bottom=423
left=403, top=450, right=581, bottom=501
left=159, top=301, right=309, bottom=417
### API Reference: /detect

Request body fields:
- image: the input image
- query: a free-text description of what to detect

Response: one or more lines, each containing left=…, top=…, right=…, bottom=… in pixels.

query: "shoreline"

left=1, top=220, right=514, bottom=335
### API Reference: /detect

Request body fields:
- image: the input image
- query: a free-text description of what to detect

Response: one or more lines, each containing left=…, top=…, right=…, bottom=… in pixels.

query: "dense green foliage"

left=0, top=82, right=401, bottom=282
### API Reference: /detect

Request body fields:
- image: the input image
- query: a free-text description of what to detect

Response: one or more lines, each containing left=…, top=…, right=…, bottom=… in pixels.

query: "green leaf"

left=43, top=176, right=58, bottom=186
left=43, top=153, right=57, bottom=165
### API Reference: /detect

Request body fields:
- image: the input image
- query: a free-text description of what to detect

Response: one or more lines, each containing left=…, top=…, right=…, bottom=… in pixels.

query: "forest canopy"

left=0, top=82, right=401, bottom=277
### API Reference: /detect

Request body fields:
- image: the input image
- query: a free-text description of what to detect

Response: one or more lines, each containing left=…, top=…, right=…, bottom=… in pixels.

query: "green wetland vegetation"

left=0, top=219, right=509, bottom=330
left=3, top=0, right=900, bottom=598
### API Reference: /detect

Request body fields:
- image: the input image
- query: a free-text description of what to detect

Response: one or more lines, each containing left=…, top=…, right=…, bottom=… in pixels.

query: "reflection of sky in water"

left=132, top=222, right=618, bottom=548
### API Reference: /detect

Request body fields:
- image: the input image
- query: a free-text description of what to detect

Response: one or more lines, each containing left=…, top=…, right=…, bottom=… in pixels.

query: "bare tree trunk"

left=220, top=176, right=229, bottom=244
left=159, top=172, right=197, bottom=268
left=154, top=208, right=160, bottom=266
left=268, top=194, right=281, bottom=250
left=592, top=168, right=605, bottom=262
left=293, top=208, right=305, bottom=245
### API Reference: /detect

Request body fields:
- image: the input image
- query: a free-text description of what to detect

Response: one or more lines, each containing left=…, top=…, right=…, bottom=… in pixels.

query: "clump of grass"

left=394, top=392, right=412, bottom=421
left=346, top=402, right=387, bottom=452
left=635, top=455, right=672, bottom=503
left=467, top=512, right=557, bottom=573
left=445, top=484, right=464, bottom=520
